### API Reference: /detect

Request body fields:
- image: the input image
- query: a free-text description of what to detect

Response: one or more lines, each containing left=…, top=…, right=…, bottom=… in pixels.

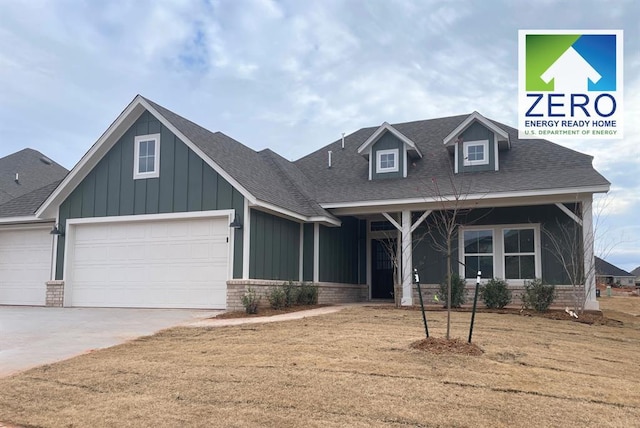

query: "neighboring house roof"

left=295, top=115, right=610, bottom=206
left=595, top=256, right=634, bottom=277
left=631, top=266, right=640, bottom=277
left=0, top=149, right=68, bottom=218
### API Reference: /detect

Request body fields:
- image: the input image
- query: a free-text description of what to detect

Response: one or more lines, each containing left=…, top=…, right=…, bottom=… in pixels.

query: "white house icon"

left=541, top=46, right=601, bottom=93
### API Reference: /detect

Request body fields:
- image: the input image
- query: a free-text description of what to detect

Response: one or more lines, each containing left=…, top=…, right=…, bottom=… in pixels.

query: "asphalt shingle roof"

left=0, top=149, right=68, bottom=218
left=295, top=115, right=610, bottom=204
left=595, top=256, right=633, bottom=277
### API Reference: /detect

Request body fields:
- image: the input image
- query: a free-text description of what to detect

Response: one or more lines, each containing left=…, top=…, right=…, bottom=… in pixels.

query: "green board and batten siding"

left=319, top=217, right=366, bottom=284
left=55, top=110, right=244, bottom=279
left=249, top=209, right=300, bottom=281
left=458, top=121, right=496, bottom=172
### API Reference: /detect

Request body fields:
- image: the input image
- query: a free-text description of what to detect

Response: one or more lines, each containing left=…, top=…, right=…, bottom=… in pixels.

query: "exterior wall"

left=249, top=209, right=300, bottom=281
left=303, top=223, right=314, bottom=281
left=226, top=279, right=368, bottom=311
left=45, top=280, right=65, bottom=307
left=412, top=204, right=579, bottom=286
left=319, top=217, right=366, bottom=284
left=55, top=110, right=244, bottom=280
left=457, top=121, right=495, bottom=172
left=371, top=132, right=404, bottom=179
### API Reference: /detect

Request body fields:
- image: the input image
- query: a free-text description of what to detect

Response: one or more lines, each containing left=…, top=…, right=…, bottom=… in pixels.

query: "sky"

left=1, top=0, right=638, bottom=271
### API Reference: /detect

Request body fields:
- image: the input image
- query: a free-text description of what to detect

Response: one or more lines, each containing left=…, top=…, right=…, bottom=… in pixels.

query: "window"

left=376, top=149, right=399, bottom=173
left=463, top=229, right=494, bottom=279
left=503, top=228, right=536, bottom=279
left=134, top=134, right=160, bottom=179
left=459, top=225, right=540, bottom=282
left=463, top=140, right=489, bottom=166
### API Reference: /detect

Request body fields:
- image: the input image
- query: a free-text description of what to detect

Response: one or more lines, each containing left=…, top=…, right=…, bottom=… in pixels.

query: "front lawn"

left=1, top=298, right=639, bottom=427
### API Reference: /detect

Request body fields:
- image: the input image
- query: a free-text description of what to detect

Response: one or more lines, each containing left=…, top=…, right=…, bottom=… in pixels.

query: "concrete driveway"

left=0, top=306, right=221, bottom=377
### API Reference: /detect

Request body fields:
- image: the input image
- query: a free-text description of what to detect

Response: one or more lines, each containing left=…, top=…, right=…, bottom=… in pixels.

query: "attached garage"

left=64, top=213, right=232, bottom=309
left=0, top=225, right=52, bottom=306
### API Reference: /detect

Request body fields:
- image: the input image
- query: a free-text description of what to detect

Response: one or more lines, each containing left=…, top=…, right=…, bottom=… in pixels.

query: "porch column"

left=401, top=210, right=413, bottom=306
left=582, top=196, right=599, bottom=311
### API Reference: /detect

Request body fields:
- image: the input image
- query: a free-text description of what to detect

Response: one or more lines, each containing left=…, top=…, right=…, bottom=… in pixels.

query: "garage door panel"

left=68, top=217, right=229, bottom=309
left=0, top=227, right=50, bottom=306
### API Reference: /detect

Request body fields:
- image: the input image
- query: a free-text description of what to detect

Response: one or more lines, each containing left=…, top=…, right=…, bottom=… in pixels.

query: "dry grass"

left=1, top=297, right=639, bottom=427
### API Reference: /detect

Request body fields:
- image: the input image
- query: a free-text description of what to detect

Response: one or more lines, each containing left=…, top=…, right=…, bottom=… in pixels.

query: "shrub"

left=521, top=278, right=556, bottom=312
left=297, top=282, right=319, bottom=305
left=268, top=286, right=286, bottom=310
left=282, top=281, right=298, bottom=307
left=438, top=273, right=466, bottom=308
left=481, top=278, right=512, bottom=309
left=241, top=288, right=260, bottom=314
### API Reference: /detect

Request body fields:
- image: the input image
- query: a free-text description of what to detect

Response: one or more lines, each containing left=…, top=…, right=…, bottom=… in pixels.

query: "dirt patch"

left=410, top=337, right=483, bottom=356
left=213, top=304, right=330, bottom=319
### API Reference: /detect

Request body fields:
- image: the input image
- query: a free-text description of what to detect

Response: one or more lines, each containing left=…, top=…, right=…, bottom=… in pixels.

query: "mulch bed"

left=212, top=304, right=330, bottom=319
left=410, top=337, right=484, bottom=356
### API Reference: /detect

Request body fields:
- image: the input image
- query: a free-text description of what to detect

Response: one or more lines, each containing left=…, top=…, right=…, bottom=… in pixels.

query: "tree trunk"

left=446, top=239, right=452, bottom=340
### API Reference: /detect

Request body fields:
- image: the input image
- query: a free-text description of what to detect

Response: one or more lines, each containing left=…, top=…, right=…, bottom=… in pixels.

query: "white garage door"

left=67, top=216, right=230, bottom=309
left=0, top=226, right=51, bottom=306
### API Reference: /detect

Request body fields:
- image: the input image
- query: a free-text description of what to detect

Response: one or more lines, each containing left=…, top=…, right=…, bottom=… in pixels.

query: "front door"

left=371, top=239, right=395, bottom=299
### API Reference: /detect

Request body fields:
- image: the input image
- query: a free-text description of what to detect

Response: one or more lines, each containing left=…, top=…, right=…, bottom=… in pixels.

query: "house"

left=632, top=267, right=640, bottom=287
left=595, top=257, right=636, bottom=287
left=0, top=149, right=68, bottom=305
left=7, top=95, right=610, bottom=310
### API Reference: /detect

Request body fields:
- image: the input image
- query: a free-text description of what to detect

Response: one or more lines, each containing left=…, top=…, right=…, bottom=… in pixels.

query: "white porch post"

left=401, top=210, right=413, bottom=306
left=582, top=196, right=599, bottom=310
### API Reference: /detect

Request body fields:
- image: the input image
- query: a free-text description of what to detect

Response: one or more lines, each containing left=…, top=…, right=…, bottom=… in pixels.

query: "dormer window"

left=377, top=149, right=399, bottom=173
left=463, top=140, right=489, bottom=166
left=134, top=134, right=160, bottom=179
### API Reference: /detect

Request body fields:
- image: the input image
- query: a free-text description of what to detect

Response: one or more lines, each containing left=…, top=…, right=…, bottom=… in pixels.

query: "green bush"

left=521, top=278, right=556, bottom=312
left=241, top=288, right=260, bottom=314
left=438, top=273, right=466, bottom=308
left=268, top=286, right=286, bottom=310
left=481, top=278, right=512, bottom=309
left=297, top=282, right=319, bottom=305
left=282, top=281, right=298, bottom=307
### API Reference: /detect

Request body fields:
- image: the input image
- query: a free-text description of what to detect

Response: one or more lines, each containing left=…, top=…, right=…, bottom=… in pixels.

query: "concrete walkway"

left=186, top=304, right=353, bottom=327
left=0, top=306, right=220, bottom=377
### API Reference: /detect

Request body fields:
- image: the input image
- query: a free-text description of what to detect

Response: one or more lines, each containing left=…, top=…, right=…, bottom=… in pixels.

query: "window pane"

left=505, top=256, right=519, bottom=279
left=477, top=231, right=493, bottom=253
left=503, top=229, right=519, bottom=253
left=146, top=141, right=155, bottom=156
left=464, top=231, right=479, bottom=254
left=146, top=157, right=155, bottom=173
left=479, top=256, right=493, bottom=278
left=520, top=255, right=535, bottom=278
left=519, top=229, right=534, bottom=252
left=465, top=256, right=479, bottom=278
left=139, top=157, right=147, bottom=173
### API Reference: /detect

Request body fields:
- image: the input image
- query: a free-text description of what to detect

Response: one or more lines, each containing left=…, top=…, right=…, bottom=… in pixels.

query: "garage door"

left=67, top=216, right=229, bottom=309
left=0, top=226, right=51, bottom=306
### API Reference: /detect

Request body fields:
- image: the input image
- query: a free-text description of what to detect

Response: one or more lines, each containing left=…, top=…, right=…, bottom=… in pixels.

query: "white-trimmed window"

left=503, top=228, right=536, bottom=280
left=134, top=134, right=160, bottom=179
left=463, top=140, right=489, bottom=166
left=376, top=149, right=399, bottom=173
left=459, top=224, right=541, bottom=282
left=462, top=229, right=494, bottom=279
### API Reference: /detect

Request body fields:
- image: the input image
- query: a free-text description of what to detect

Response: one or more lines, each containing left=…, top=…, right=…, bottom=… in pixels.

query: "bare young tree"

left=542, top=195, right=622, bottom=313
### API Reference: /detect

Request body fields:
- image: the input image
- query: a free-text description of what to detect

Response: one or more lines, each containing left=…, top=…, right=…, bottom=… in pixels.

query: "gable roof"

left=36, top=96, right=337, bottom=224
left=357, top=122, right=423, bottom=159
left=595, top=257, right=634, bottom=277
left=0, top=149, right=68, bottom=219
left=631, top=266, right=640, bottom=277
left=442, top=111, right=510, bottom=149
left=295, top=114, right=610, bottom=207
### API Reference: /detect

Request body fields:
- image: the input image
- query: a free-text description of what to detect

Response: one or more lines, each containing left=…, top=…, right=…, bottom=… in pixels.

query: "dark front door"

left=372, top=239, right=395, bottom=299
